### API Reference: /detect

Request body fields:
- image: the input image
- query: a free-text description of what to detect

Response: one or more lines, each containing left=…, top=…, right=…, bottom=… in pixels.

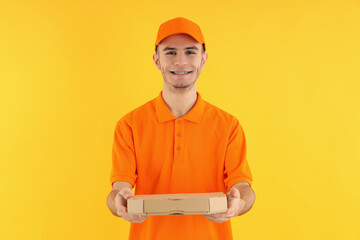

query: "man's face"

left=153, top=33, right=208, bottom=90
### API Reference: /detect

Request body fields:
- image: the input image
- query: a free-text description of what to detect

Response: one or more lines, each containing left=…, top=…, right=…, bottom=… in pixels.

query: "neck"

left=162, top=85, right=198, bottom=119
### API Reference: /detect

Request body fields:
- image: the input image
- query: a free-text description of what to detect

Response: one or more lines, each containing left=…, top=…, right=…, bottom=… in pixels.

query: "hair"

left=156, top=43, right=205, bottom=54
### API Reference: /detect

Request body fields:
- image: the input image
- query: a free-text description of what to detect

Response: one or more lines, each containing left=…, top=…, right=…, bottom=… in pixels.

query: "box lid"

left=128, top=192, right=227, bottom=216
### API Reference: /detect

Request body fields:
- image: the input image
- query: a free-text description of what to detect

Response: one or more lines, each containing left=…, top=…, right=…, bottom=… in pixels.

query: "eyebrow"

left=163, top=46, right=199, bottom=52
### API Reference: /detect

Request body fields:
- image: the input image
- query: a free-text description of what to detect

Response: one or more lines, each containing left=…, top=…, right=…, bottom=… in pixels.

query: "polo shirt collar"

left=155, top=90, right=205, bottom=123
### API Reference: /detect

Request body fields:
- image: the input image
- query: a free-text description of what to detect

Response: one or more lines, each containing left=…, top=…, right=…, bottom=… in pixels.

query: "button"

left=177, top=132, right=181, bottom=137
left=176, top=146, right=181, bottom=151
left=177, top=120, right=182, bottom=124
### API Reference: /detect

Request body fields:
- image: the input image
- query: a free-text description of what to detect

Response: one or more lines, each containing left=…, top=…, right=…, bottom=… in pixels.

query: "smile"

left=170, top=71, right=192, bottom=75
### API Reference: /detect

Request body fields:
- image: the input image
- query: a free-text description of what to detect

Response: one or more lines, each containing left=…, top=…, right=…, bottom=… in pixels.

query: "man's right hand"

left=114, top=188, right=148, bottom=223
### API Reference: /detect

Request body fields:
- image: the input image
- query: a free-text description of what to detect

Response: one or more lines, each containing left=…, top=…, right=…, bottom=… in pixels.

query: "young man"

left=107, top=17, right=255, bottom=239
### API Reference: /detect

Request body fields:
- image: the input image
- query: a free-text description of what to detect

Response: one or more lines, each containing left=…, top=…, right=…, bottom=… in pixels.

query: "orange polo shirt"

left=110, top=90, right=253, bottom=240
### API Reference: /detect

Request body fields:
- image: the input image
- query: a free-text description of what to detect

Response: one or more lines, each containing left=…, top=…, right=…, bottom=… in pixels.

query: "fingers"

left=227, top=187, right=240, bottom=199
left=225, top=207, right=236, bottom=216
left=115, top=199, right=127, bottom=217
left=114, top=188, right=133, bottom=216
left=203, top=214, right=230, bottom=223
left=203, top=211, right=232, bottom=223
left=117, top=207, right=148, bottom=223
left=114, top=189, right=148, bottom=223
left=114, top=190, right=130, bottom=217
left=123, top=214, right=148, bottom=223
left=225, top=187, right=241, bottom=216
left=226, top=199, right=238, bottom=216
left=225, top=199, right=241, bottom=216
left=206, top=212, right=226, bottom=218
left=119, top=188, right=133, bottom=200
left=116, top=202, right=148, bottom=223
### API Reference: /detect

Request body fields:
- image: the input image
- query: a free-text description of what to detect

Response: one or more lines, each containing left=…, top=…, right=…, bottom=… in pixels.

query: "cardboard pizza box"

left=127, top=192, right=227, bottom=216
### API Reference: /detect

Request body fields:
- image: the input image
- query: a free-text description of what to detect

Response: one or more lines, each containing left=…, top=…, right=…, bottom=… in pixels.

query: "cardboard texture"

left=127, top=192, right=227, bottom=216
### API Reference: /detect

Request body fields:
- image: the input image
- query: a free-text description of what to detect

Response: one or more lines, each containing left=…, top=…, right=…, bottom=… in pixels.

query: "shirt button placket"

left=174, top=119, right=183, bottom=160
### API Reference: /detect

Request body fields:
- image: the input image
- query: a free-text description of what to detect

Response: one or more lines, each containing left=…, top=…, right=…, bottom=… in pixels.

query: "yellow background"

left=1, top=0, right=359, bottom=239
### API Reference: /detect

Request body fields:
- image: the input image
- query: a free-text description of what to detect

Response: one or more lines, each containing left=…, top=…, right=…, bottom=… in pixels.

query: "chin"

left=164, top=76, right=197, bottom=89
left=172, top=81, right=197, bottom=89
left=173, top=85, right=191, bottom=89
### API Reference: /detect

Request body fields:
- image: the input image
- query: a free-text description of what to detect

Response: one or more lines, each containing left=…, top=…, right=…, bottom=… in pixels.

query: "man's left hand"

left=203, top=187, right=246, bottom=223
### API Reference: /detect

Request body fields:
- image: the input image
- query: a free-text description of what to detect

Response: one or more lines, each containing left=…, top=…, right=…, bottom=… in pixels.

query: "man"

left=107, top=17, right=255, bottom=239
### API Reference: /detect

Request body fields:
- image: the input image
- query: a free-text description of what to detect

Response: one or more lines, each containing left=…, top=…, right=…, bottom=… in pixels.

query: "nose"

left=174, top=52, right=187, bottom=66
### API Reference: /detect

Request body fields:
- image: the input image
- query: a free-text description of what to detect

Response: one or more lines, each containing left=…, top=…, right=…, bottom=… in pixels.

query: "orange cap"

left=155, top=17, right=206, bottom=52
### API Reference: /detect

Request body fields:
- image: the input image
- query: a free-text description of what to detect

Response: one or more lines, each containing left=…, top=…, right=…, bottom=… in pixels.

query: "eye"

left=165, top=51, right=176, bottom=55
left=186, top=51, right=195, bottom=54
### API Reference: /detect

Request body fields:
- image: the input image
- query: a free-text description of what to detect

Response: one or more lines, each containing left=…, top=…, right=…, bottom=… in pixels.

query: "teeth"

left=172, top=71, right=191, bottom=74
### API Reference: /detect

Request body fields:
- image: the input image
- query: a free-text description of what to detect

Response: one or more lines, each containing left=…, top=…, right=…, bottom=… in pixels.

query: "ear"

left=153, top=53, right=161, bottom=70
left=200, top=52, right=208, bottom=70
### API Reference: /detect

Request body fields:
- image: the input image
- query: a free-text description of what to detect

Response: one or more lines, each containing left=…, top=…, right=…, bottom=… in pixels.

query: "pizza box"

left=127, top=192, right=227, bottom=216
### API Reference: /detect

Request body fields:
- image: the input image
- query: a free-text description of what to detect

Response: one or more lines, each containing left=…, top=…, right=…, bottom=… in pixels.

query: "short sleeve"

left=224, top=118, right=253, bottom=192
left=110, top=118, right=137, bottom=187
